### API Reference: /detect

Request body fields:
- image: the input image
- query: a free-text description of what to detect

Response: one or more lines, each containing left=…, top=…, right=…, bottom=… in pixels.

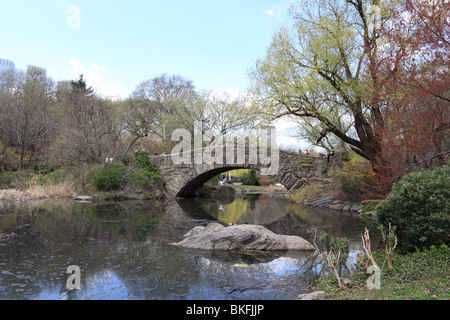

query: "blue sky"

left=1, top=0, right=308, bottom=149
left=0, top=0, right=292, bottom=98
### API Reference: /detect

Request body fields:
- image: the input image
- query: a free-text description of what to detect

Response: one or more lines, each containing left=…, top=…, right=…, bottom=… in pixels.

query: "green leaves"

left=376, top=165, right=450, bottom=253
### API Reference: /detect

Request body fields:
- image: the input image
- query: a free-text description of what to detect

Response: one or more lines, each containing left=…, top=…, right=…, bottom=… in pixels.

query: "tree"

left=249, top=0, right=449, bottom=196
left=197, top=90, right=260, bottom=139
left=131, top=74, right=198, bottom=141
left=365, top=0, right=450, bottom=195
left=122, top=97, right=160, bottom=152
left=0, top=69, right=55, bottom=170
left=292, top=111, right=354, bottom=152
left=58, top=75, right=110, bottom=195
left=380, top=0, right=449, bottom=105
left=126, top=74, right=260, bottom=151
left=250, top=0, right=388, bottom=166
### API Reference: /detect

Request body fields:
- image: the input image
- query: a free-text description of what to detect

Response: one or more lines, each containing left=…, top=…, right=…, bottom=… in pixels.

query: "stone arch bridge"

left=150, top=147, right=347, bottom=198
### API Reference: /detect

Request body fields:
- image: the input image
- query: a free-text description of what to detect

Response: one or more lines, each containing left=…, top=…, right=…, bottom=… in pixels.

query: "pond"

left=0, top=194, right=376, bottom=300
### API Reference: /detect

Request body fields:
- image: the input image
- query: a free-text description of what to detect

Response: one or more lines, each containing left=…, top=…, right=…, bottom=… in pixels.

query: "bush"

left=0, top=171, right=18, bottom=189
left=127, top=167, right=153, bottom=191
left=92, top=162, right=128, bottom=191
left=258, top=175, right=271, bottom=186
left=34, top=162, right=59, bottom=174
left=376, top=164, right=450, bottom=253
left=133, top=148, right=162, bottom=179
left=0, top=170, right=34, bottom=190
left=243, top=169, right=259, bottom=186
left=336, top=157, right=373, bottom=202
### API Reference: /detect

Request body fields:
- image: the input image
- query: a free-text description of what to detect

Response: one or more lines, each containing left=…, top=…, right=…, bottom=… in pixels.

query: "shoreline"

left=290, top=194, right=380, bottom=218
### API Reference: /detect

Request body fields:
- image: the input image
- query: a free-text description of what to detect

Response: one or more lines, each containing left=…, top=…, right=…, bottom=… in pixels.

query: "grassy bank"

left=316, top=244, right=450, bottom=300
left=0, top=167, right=77, bottom=200
left=229, top=184, right=287, bottom=192
left=0, top=165, right=163, bottom=202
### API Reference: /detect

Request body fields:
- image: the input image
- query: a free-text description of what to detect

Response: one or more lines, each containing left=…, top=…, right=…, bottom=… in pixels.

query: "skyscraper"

left=0, top=58, right=15, bottom=73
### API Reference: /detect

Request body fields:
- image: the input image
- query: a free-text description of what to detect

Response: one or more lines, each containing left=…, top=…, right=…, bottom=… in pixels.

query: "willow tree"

left=250, top=0, right=389, bottom=166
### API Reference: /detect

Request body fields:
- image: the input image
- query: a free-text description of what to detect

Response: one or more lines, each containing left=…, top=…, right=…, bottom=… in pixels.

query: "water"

left=0, top=194, right=374, bottom=300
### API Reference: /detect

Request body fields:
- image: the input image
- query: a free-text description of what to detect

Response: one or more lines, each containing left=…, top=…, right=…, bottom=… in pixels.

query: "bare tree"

left=0, top=69, right=55, bottom=170
left=58, top=75, right=109, bottom=195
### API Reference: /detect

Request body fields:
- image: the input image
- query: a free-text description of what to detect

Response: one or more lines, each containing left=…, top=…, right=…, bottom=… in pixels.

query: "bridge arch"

left=152, top=149, right=346, bottom=198
left=177, top=166, right=250, bottom=197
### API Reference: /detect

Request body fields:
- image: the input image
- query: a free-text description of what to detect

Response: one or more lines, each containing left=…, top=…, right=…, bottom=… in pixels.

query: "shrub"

left=133, top=148, right=162, bottom=179
left=92, top=162, right=128, bottom=191
left=243, top=169, right=259, bottom=186
left=258, top=175, right=271, bottom=186
left=0, top=171, right=18, bottom=189
left=36, top=167, right=72, bottom=186
left=0, top=170, right=34, bottom=190
left=376, top=164, right=450, bottom=253
left=336, top=157, right=373, bottom=202
left=34, top=162, right=59, bottom=174
left=127, top=167, right=152, bottom=191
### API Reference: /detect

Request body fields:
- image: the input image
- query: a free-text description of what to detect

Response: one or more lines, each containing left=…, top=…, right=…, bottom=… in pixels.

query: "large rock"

left=171, top=223, right=315, bottom=251
left=298, top=291, right=326, bottom=300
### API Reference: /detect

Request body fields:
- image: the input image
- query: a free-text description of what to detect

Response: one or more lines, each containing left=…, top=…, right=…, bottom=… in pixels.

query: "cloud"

left=218, top=86, right=241, bottom=99
left=68, top=59, right=124, bottom=98
left=266, top=5, right=286, bottom=22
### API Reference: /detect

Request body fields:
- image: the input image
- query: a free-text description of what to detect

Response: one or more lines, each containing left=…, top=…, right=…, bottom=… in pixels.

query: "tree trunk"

left=19, top=144, right=25, bottom=171
left=81, top=159, right=86, bottom=195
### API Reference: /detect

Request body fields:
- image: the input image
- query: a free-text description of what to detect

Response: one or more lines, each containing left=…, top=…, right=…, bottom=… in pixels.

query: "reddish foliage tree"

left=363, top=0, right=450, bottom=197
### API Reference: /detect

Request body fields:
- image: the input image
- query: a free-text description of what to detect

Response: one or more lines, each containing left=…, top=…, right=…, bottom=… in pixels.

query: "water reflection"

left=0, top=195, right=375, bottom=300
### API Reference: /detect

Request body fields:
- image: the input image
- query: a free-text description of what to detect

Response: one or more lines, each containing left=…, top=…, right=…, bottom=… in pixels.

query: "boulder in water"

left=171, top=223, right=315, bottom=251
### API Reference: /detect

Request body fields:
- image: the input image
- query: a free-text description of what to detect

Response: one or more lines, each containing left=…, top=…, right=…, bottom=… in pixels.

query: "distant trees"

left=130, top=74, right=198, bottom=140
left=0, top=68, right=260, bottom=178
left=0, top=69, right=55, bottom=170
left=124, top=74, right=259, bottom=150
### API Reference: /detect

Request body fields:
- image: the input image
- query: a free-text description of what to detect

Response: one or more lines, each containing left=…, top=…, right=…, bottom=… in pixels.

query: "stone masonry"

left=150, top=147, right=346, bottom=197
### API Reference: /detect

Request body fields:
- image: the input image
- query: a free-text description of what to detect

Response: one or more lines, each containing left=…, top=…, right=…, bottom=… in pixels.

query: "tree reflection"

left=0, top=196, right=374, bottom=300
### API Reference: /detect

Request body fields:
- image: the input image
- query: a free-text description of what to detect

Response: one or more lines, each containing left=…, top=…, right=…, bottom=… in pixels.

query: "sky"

left=0, top=0, right=305, bottom=148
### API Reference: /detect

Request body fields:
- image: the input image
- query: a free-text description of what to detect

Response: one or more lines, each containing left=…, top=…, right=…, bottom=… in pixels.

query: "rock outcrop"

left=171, top=223, right=315, bottom=251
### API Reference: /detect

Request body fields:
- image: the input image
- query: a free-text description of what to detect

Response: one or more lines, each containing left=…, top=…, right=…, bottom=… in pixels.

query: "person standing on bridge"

left=327, top=150, right=335, bottom=164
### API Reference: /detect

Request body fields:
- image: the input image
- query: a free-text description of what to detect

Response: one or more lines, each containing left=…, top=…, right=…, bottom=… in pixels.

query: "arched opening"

left=177, top=167, right=246, bottom=198
left=176, top=167, right=286, bottom=198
